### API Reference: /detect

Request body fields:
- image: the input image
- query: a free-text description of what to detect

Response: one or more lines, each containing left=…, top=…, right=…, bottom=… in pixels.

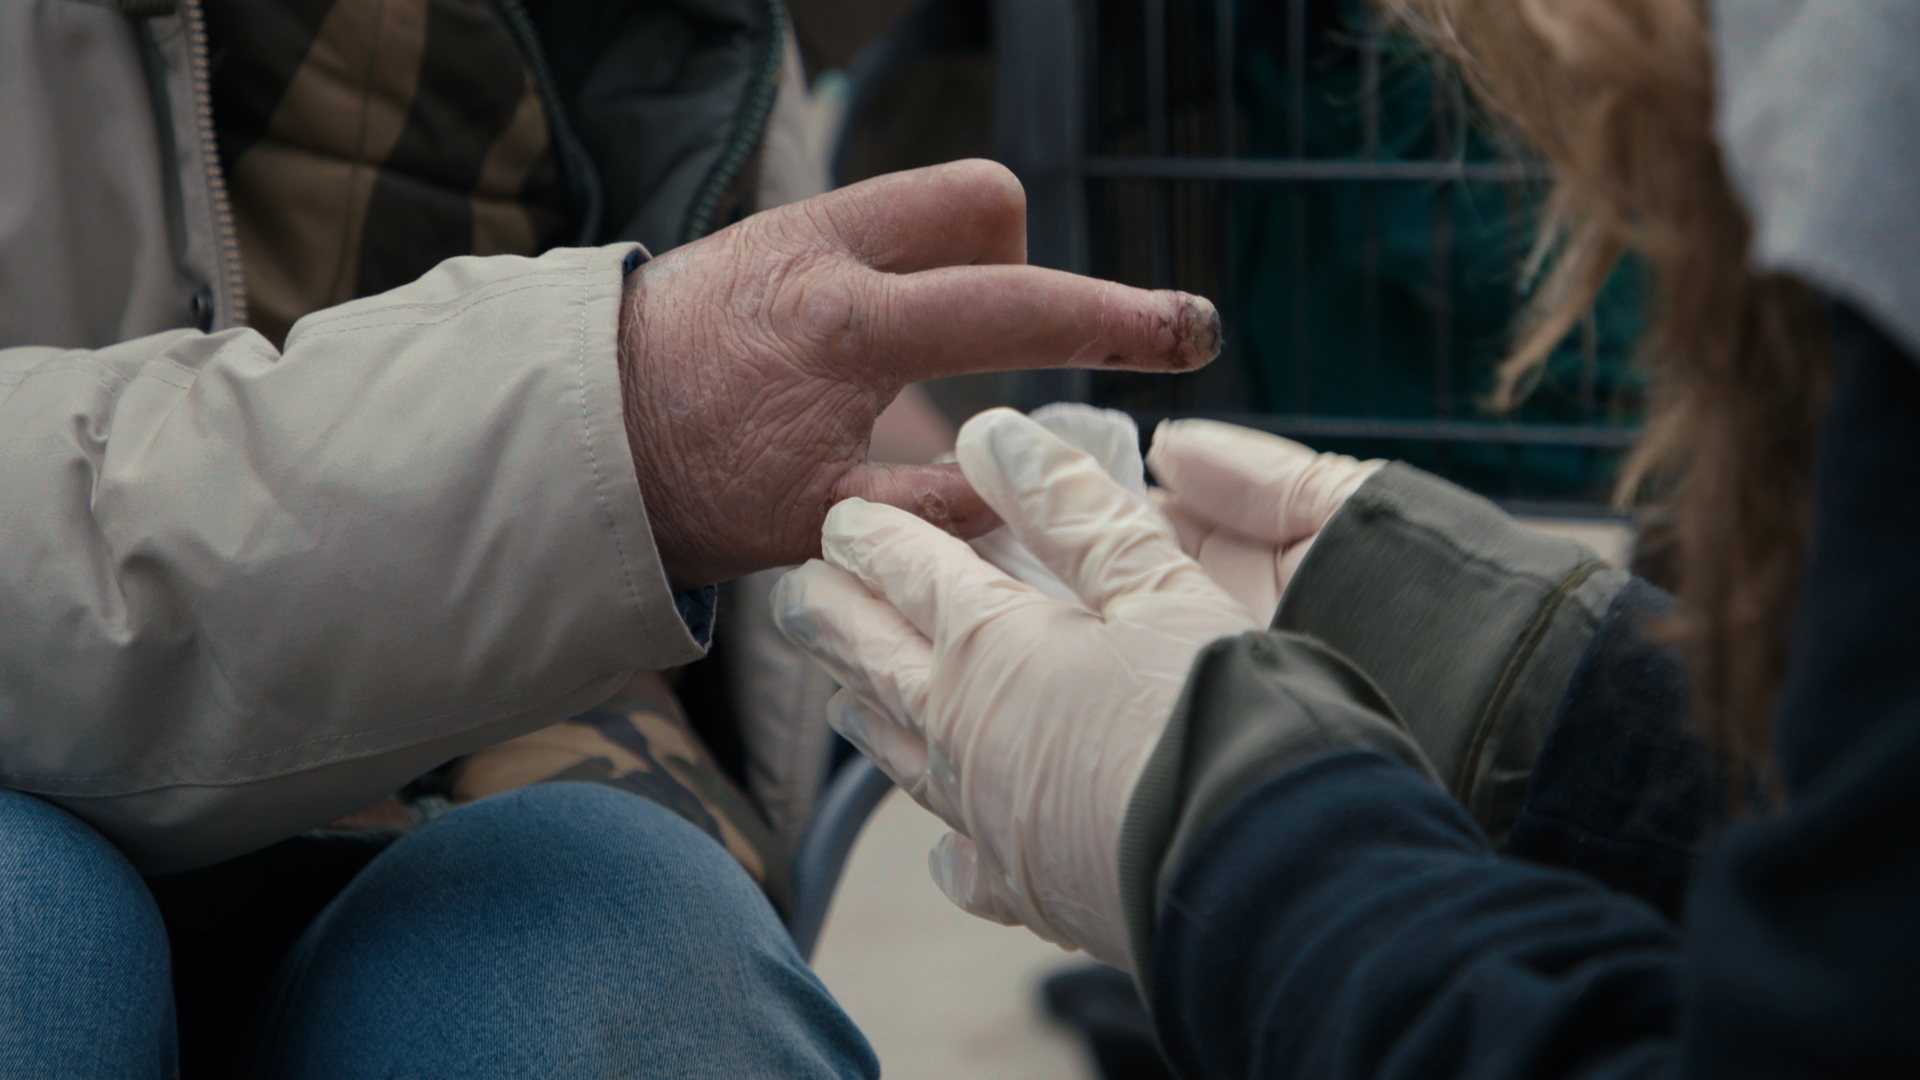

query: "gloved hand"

left=772, top=409, right=1258, bottom=966
left=1146, top=420, right=1384, bottom=624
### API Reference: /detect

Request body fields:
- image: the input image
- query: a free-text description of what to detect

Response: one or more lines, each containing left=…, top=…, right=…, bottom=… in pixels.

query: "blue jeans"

left=0, top=784, right=877, bottom=1079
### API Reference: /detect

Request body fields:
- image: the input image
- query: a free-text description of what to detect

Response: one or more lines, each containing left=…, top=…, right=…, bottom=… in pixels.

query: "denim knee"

left=0, top=790, right=175, bottom=1079
left=260, top=782, right=876, bottom=1079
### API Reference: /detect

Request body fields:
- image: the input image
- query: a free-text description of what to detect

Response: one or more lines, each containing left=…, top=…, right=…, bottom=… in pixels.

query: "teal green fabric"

left=1277, top=464, right=1627, bottom=841
left=1230, top=0, right=1645, bottom=498
left=1116, top=631, right=1438, bottom=985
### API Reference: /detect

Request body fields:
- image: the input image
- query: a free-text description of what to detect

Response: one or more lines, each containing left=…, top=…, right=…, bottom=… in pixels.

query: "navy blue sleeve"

left=1151, top=752, right=1680, bottom=1080
left=1148, top=300, right=1920, bottom=1078
left=1506, top=580, right=1726, bottom=921
left=673, top=584, right=717, bottom=647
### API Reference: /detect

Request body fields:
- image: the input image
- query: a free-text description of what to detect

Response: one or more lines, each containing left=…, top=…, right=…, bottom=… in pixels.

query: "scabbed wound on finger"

left=1094, top=290, right=1221, bottom=372
left=831, top=462, right=1000, bottom=540
left=1169, top=291, right=1223, bottom=370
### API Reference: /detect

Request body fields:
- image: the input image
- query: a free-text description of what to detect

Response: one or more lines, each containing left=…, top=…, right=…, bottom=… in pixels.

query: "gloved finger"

left=955, top=409, right=1224, bottom=615
left=929, top=831, right=1034, bottom=932
left=1149, top=491, right=1279, bottom=622
left=862, top=265, right=1220, bottom=384
left=819, top=498, right=1042, bottom=639
left=1146, top=419, right=1383, bottom=545
left=771, top=560, right=933, bottom=735
left=825, top=688, right=933, bottom=805
left=828, top=689, right=973, bottom=834
left=1278, top=537, right=1317, bottom=595
left=1196, top=529, right=1285, bottom=625
left=1148, top=488, right=1208, bottom=557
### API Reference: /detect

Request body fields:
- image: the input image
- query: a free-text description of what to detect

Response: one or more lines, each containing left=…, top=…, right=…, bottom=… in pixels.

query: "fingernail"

left=825, top=693, right=871, bottom=748
left=769, top=573, right=816, bottom=645
left=984, top=411, right=1059, bottom=495
left=928, top=832, right=969, bottom=904
left=1170, top=293, right=1222, bottom=370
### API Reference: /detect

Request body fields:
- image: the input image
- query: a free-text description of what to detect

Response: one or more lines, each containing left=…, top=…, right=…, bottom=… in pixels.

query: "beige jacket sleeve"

left=0, top=244, right=705, bottom=872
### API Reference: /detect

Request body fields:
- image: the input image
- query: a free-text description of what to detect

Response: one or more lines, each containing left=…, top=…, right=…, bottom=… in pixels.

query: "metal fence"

left=992, top=0, right=1641, bottom=515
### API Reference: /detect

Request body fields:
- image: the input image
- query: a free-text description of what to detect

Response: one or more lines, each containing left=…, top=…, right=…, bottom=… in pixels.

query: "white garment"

left=1714, top=0, right=1920, bottom=357
left=0, top=244, right=705, bottom=873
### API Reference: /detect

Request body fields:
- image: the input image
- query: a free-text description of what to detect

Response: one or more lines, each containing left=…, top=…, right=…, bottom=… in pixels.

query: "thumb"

left=1146, top=419, right=1383, bottom=545
left=831, top=462, right=1002, bottom=540
left=929, top=831, right=1035, bottom=933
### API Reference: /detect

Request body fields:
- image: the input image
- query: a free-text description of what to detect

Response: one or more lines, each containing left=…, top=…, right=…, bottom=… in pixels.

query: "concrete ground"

left=811, top=789, right=1097, bottom=1079
left=807, top=517, right=1632, bottom=1079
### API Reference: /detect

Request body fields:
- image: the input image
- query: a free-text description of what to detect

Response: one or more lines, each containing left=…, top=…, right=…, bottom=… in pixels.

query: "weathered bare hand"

left=618, top=160, right=1221, bottom=587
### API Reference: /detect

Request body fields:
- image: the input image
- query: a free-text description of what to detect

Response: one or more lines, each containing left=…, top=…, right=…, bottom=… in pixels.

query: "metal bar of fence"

left=1362, top=24, right=1381, bottom=417
left=1146, top=0, right=1171, bottom=291
left=1082, top=156, right=1552, bottom=183
left=1287, top=0, right=1306, bottom=157
left=1580, top=311, right=1600, bottom=491
left=1130, top=411, right=1642, bottom=449
left=1215, top=0, right=1237, bottom=394
left=1430, top=71, right=1454, bottom=476
left=1288, top=0, right=1308, bottom=411
left=1215, top=0, right=1235, bottom=156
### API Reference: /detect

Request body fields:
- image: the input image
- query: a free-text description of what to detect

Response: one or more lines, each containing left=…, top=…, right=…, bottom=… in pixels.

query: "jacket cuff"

left=1276, top=464, right=1627, bottom=845
left=581, top=243, right=708, bottom=666
left=1116, top=631, right=1441, bottom=988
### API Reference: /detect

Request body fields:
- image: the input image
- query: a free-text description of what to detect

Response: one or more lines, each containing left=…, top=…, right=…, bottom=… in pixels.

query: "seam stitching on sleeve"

left=1369, top=507, right=1574, bottom=593
left=571, top=257, right=652, bottom=648
left=1455, top=559, right=1609, bottom=801
left=286, top=280, right=573, bottom=344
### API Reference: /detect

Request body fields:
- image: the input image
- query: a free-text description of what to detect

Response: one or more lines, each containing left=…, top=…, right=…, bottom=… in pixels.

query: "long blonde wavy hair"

left=1378, top=0, right=1832, bottom=794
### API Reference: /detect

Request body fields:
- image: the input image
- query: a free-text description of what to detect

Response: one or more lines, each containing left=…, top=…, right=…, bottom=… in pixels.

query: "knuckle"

left=779, top=270, right=869, bottom=356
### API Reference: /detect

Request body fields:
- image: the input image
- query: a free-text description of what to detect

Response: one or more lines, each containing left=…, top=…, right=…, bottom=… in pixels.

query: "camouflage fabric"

left=448, top=673, right=794, bottom=917
left=206, top=0, right=571, bottom=346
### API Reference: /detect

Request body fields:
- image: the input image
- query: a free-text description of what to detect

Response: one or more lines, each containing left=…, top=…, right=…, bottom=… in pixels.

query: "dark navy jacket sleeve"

left=1147, top=300, right=1920, bottom=1078
left=1506, top=580, right=1725, bottom=922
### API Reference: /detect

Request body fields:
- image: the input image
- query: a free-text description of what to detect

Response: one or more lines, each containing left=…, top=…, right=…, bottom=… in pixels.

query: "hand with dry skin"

left=618, top=160, right=1221, bottom=587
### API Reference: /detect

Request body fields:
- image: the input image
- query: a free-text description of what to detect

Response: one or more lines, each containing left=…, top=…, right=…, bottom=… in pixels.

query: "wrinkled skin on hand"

left=619, top=160, right=1222, bottom=587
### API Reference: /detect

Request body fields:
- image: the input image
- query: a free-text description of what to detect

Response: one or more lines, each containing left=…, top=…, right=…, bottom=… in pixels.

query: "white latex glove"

left=966, top=403, right=1147, bottom=603
left=772, top=408, right=1257, bottom=966
left=1146, top=419, right=1385, bottom=625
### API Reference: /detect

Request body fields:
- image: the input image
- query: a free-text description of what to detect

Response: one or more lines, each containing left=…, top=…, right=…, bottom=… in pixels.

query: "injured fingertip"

left=1170, top=292, right=1222, bottom=369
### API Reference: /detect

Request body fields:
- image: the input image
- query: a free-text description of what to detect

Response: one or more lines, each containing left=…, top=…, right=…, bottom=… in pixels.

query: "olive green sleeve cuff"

left=1276, top=464, right=1628, bottom=844
left=1116, top=631, right=1441, bottom=988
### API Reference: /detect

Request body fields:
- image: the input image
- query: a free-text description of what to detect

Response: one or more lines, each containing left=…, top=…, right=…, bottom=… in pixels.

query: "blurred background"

left=779, top=1, right=1644, bottom=1076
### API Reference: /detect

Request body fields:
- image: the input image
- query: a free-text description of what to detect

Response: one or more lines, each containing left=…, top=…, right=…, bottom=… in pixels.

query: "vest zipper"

left=682, top=0, right=786, bottom=244
left=486, top=0, right=606, bottom=246
left=180, top=0, right=247, bottom=329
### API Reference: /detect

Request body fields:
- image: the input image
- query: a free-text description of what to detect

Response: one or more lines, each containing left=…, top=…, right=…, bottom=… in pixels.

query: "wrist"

left=617, top=253, right=699, bottom=589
